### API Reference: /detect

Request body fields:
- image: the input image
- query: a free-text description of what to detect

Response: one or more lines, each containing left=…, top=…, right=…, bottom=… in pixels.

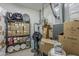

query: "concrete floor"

left=6, top=49, right=34, bottom=56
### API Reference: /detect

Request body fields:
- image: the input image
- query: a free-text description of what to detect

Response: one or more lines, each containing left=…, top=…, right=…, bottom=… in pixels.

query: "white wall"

left=43, top=4, right=62, bottom=25
left=64, top=4, right=70, bottom=21
left=0, top=3, right=40, bottom=53
left=44, top=3, right=77, bottom=24
left=64, top=3, right=79, bottom=22
left=44, top=4, right=55, bottom=25
left=69, top=3, right=79, bottom=21
left=0, top=3, right=40, bottom=36
left=43, top=3, right=71, bottom=25
left=0, top=13, right=6, bottom=56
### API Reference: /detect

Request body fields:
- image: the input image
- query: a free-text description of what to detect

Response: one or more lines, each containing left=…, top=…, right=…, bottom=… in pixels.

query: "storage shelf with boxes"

left=59, top=20, right=79, bottom=55
left=5, top=12, right=31, bottom=53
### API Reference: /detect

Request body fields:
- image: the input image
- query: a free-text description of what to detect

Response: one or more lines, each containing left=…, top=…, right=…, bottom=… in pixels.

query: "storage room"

left=0, top=3, right=79, bottom=56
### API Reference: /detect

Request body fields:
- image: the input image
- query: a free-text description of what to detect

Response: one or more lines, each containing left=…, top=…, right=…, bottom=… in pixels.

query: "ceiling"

left=13, top=3, right=49, bottom=11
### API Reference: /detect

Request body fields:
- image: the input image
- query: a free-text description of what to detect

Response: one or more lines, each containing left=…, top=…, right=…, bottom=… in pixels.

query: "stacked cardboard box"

left=59, top=20, right=79, bottom=55
left=39, top=38, right=54, bottom=55
left=8, top=22, right=30, bottom=36
left=23, top=23, right=29, bottom=35
left=49, top=29, right=53, bottom=39
left=43, top=25, right=53, bottom=39
left=64, top=20, right=79, bottom=37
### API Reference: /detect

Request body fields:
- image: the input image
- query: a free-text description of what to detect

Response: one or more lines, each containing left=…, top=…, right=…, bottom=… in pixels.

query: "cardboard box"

left=64, top=21, right=73, bottom=34
left=58, top=35, right=65, bottom=44
left=15, top=23, right=23, bottom=31
left=11, top=23, right=15, bottom=26
left=39, top=38, right=54, bottom=55
left=20, top=30, right=24, bottom=35
left=63, top=42, right=79, bottom=55
left=64, top=26, right=79, bottom=37
left=49, top=29, right=53, bottom=39
left=8, top=25, right=11, bottom=31
left=58, top=35, right=70, bottom=54
left=16, top=31, right=21, bottom=35
left=43, top=28, right=48, bottom=38
left=59, top=20, right=79, bottom=55
left=59, top=35, right=79, bottom=55
left=24, top=31, right=29, bottom=35
left=64, top=36, right=79, bottom=45
left=21, top=23, right=24, bottom=26
left=59, top=37, right=70, bottom=54
left=12, top=31, right=16, bottom=36
left=11, top=26, right=16, bottom=30
left=64, top=21, right=72, bottom=30
left=23, top=24, right=29, bottom=31
left=8, top=31, right=12, bottom=36
left=64, top=20, right=79, bottom=37
left=18, top=22, right=22, bottom=26
left=64, top=31, right=79, bottom=37
left=24, top=26, right=29, bottom=31
left=14, top=25, right=18, bottom=30
left=19, top=26, right=23, bottom=31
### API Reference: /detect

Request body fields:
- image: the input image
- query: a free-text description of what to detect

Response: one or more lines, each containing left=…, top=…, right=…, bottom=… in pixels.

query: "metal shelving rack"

left=5, top=14, right=31, bottom=54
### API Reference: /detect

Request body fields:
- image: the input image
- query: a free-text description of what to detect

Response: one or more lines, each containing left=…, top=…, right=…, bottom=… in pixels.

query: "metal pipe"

left=61, top=3, right=65, bottom=23
left=49, top=3, right=58, bottom=19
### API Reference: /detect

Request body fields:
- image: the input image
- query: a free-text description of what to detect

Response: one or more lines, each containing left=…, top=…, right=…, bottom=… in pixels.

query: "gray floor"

left=6, top=49, right=34, bottom=56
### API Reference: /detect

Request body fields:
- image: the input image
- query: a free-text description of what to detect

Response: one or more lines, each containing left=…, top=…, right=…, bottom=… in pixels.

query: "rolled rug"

left=20, top=44, right=26, bottom=49
left=14, top=45, right=20, bottom=51
left=7, top=46, right=14, bottom=53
